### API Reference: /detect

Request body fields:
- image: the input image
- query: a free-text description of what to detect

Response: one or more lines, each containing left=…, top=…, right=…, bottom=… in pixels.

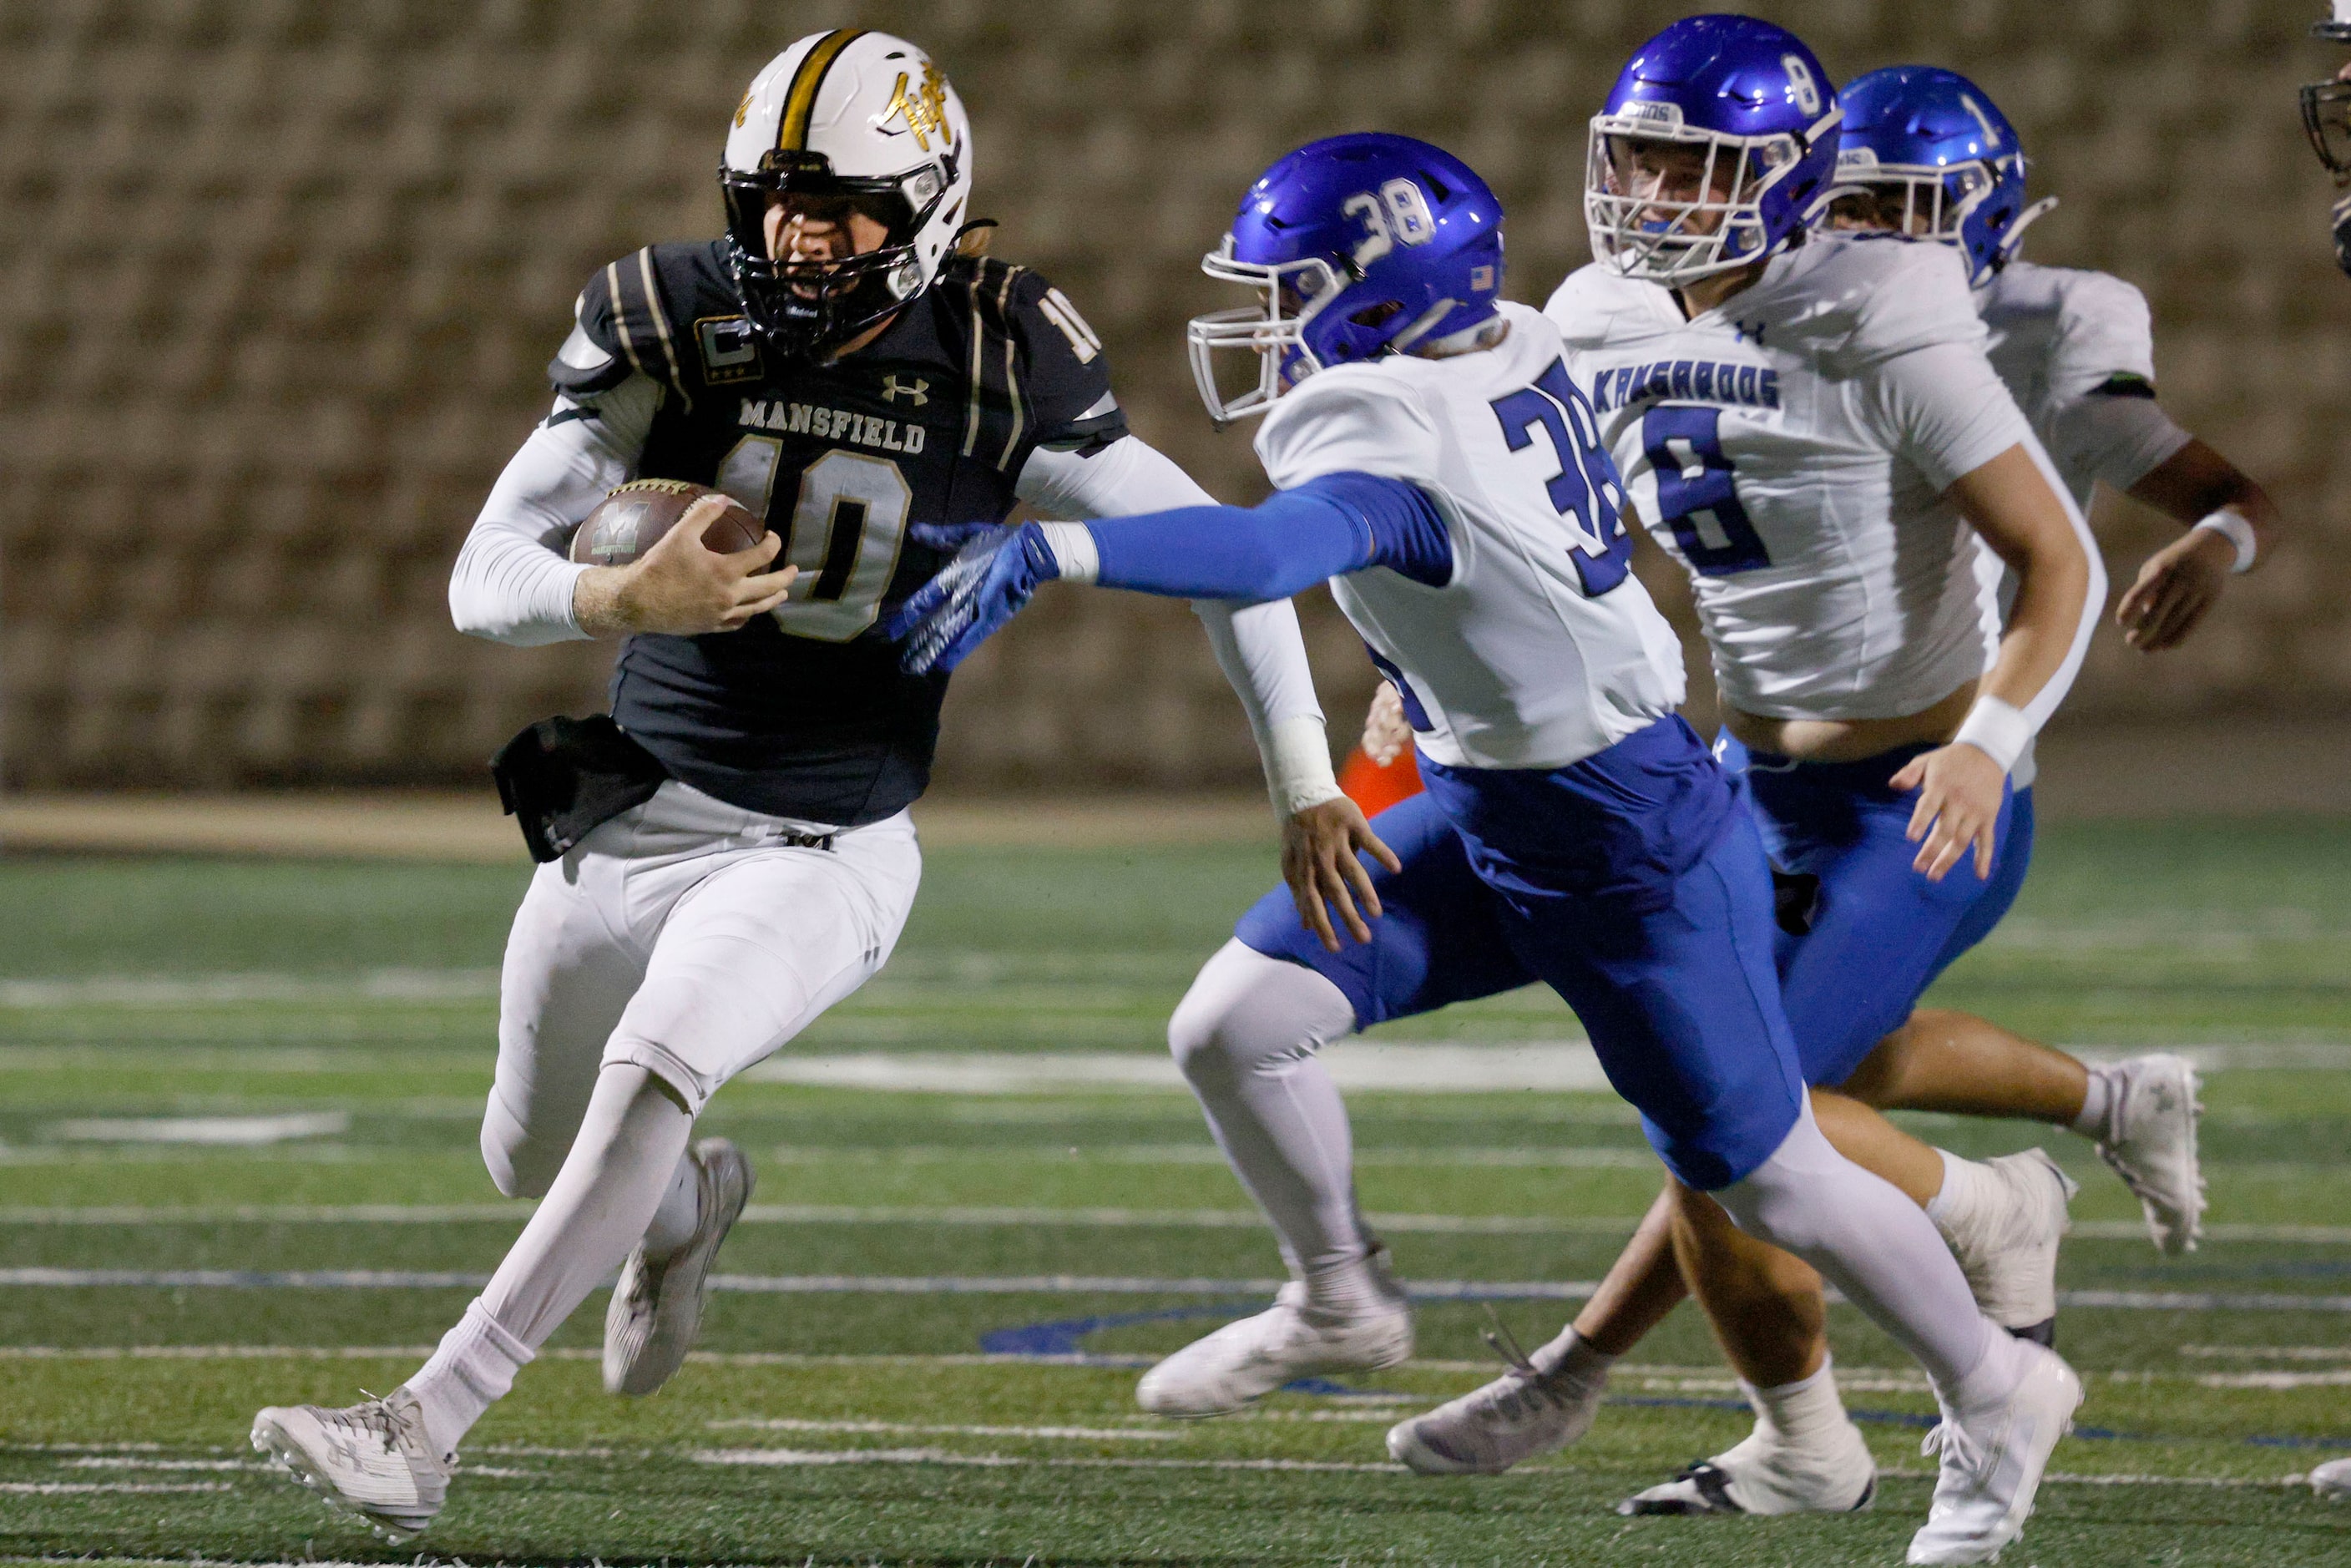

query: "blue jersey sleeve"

left=1084, top=472, right=1452, bottom=600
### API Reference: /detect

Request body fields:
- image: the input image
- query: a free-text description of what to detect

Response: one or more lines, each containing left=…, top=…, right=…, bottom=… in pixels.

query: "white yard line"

left=0, top=970, right=499, bottom=1008
left=2192, top=1369, right=2351, bottom=1389
left=0, top=1481, right=234, bottom=1495
left=61, top=1457, right=260, bottom=1471
left=759, top=1146, right=1660, bottom=1168
left=689, top=1449, right=2319, bottom=1487
left=46, top=1113, right=350, bottom=1146
left=705, top=1419, right=1180, bottom=1442
left=744, top=1044, right=1613, bottom=1095
left=5, top=1267, right=2350, bottom=1313
left=694, top=1447, right=1402, bottom=1473
left=4, top=1204, right=2350, bottom=1247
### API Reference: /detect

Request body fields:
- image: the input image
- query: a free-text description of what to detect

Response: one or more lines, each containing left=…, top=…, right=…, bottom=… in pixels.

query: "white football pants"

left=483, top=777, right=921, bottom=1196
left=405, top=778, right=920, bottom=1456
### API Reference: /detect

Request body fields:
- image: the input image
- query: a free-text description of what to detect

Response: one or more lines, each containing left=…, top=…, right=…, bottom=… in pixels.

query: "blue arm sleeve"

left=1084, top=472, right=1453, bottom=600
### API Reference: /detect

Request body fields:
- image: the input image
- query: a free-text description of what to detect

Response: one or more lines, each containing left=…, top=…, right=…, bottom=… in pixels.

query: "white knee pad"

left=1166, top=938, right=1357, bottom=1091
left=481, top=1090, right=564, bottom=1201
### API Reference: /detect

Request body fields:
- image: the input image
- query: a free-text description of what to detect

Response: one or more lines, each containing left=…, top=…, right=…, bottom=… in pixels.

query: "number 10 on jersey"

left=715, top=440, right=912, bottom=640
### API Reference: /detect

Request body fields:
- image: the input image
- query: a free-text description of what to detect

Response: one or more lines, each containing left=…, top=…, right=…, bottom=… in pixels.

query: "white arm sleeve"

left=1016, top=437, right=1337, bottom=813
left=447, top=374, right=660, bottom=646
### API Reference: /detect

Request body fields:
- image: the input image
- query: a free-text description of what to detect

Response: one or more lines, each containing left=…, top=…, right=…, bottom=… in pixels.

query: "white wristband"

left=2189, top=511, right=2257, bottom=574
left=1034, top=521, right=1100, bottom=584
left=1951, top=695, right=2032, bottom=776
left=1263, top=714, right=1344, bottom=817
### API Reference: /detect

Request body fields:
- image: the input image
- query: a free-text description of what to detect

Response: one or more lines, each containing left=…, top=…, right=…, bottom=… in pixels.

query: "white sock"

left=1924, top=1148, right=1992, bottom=1235
left=1302, top=1256, right=1386, bottom=1318
left=2070, top=1066, right=2118, bottom=1143
left=1744, top=1356, right=1848, bottom=1448
left=477, top=1064, right=695, bottom=1349
left=640, top=1151, right=702, bottom=1261
left=1944, top=1319, right=2031, bottom=1414
left=1531, top=1324, right=1617, bottom=1385
left=1713, top=1105, right=2005, bottom=1404
left=402, top=1300, right=531, bottom=1462
left=1166, top=941, right=1372, bottom=1297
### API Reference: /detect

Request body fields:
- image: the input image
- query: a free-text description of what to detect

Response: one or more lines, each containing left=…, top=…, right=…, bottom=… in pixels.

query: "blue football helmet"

left=1833, top=66, right=2056, bottom=285
left=1186, top=133, right=1505, bottom=425
left=1585, top=14, right=1841, bottom=285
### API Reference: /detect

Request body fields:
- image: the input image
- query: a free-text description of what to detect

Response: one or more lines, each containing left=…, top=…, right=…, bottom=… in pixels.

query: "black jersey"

left=554, top=241, right=1125, bottom=825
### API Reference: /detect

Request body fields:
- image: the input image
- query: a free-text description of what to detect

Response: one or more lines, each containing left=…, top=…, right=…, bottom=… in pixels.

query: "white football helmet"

left=720, top=30, right=973, bottom=357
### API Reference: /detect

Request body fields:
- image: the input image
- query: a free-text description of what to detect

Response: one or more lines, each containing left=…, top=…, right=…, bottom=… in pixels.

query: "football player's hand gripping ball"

left=889, top=522, right=1062, bottom=674
left=575, top=494, right=796, bottom=637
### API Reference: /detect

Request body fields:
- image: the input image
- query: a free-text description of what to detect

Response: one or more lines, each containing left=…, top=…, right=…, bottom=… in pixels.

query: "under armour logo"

left=881, top=376, right=929, bottom=406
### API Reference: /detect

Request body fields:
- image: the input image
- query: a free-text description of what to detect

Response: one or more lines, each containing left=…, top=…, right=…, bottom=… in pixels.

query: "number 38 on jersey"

left=1490, top=358, right=1635, bottom=597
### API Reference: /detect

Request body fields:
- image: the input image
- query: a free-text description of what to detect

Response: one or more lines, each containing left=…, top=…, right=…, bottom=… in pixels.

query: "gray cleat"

left=604, top=1136, right=756, bottom=1396
left=2095, top=1054, right=2205, bottom=1254
left=1387, top=1319, right=1610, bottom=1476
left=250, top=1388, right=451, bottom=1542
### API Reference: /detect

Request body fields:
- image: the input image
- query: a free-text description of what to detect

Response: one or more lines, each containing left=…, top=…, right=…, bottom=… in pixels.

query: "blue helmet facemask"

left=1585, top=14, right=1843, bottom=286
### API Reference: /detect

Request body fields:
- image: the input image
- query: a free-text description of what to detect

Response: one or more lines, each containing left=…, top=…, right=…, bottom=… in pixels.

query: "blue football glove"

left=887, top=520, right=1064, bottom=675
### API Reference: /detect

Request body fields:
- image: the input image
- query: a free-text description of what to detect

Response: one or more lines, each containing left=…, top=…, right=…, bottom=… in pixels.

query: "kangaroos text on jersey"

left=557, top=242, right=1125, bottom=825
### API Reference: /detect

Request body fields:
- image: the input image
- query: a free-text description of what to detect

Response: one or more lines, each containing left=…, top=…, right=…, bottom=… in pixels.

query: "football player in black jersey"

left=250, top=30, right=1358, bottom=1539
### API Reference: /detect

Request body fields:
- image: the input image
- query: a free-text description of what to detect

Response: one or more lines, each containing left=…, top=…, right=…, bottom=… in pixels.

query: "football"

left=567, top=479, right=766, bottom=567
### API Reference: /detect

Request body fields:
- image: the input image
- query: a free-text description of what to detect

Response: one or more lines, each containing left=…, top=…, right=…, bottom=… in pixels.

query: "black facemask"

left=719, top=151, right=953, bottom=361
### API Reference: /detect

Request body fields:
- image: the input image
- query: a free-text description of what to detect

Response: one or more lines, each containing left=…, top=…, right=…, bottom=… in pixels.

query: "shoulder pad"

left=943, top=256, right=1126, bottom=467
left=552, top=243, right=745, bottom=407
left=1543, top=264, right=1663, bottom=347
left=549, top=268, right=631, bottom=396
left=1748, top=234, right=1984, bottom=371
left=2050, top=266, right=2158, bottom=392
left=1256, top=366, right=1442, bottom=493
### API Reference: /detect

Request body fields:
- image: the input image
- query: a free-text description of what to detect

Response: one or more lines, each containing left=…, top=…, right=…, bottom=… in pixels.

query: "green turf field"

left=3, top=818, right=2348, bottom=1565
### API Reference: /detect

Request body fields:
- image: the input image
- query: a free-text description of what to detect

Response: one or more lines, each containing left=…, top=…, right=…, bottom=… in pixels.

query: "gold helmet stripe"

left=776, top=28, right=867, bottom=152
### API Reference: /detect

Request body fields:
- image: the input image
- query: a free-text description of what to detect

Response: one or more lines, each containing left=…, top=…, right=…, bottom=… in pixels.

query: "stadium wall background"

left=2, top=0, right=2343, bottom=793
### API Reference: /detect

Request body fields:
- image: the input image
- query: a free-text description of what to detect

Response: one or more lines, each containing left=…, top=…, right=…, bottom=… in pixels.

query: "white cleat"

left=250, top=1388, right=451, bottom=1542
left=1137, top=1257, right=1412, bottom=1419
left=2313, top=1455, right=2351, bottom=1500
left=1618, top=1419, right=1877, bottom=1516
left=1906, top=1341, right=2083, bottom=1565
left=1387, top=1323, right=1610, bottom=1476
left=2096, top=1054, right=2205, bottom=1254
left=604, top=1136, right=756, bottom=1397
left=1940, top=1148, right=2077, bottom=1347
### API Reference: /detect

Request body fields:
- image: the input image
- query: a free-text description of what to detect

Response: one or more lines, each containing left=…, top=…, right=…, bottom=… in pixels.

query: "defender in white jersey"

left=1834, top=64, right=2278, bottom=660
left=1800, top=62, right=2282, bottom=1226
left=895, top=129, right=2081, bottom=1567
left=1378, top=25, right=2096, bottom=1561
